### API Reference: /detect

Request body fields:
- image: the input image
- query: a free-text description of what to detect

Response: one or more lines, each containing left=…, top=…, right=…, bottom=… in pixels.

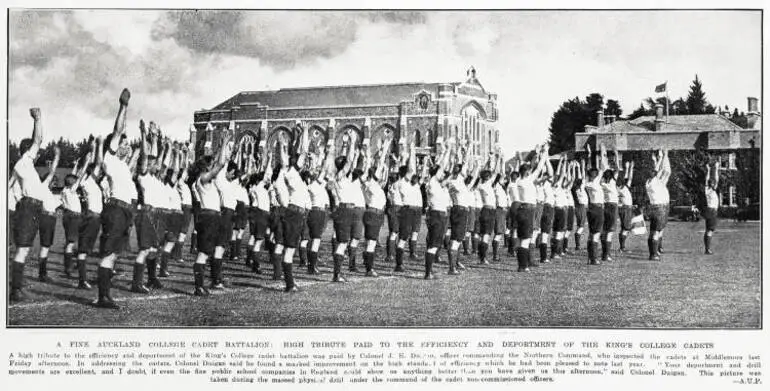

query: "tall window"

left=721, top=185, right=736, bottom=207
left=462, top=104, right=483, bottom=157
left=719, top=152, right=736, bottom=170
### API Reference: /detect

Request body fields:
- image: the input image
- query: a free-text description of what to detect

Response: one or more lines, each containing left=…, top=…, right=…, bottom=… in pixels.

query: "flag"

left=655, top=82, right=667, bottom=93
left=631, top=214, right=647, bottom=235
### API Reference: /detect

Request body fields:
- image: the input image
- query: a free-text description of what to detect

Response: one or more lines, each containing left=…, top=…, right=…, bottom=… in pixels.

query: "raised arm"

left=43, top=146, right=61, bottom=188
left=200, top=133, right=232, bottom=184
left=127, top=146, right=141, bottom=174
left=712, top=161, right=718, bottom=187
left=28, top=108, right=43, bottom=158
left=659, top=149, right=671, bottom=183
left=627, top=161, right=634, bottom=186
left=108, top=89, right=130, bottom=154
left=138, top=120, right=149, bottom=175
left=92, top=137, right=104, bottom=179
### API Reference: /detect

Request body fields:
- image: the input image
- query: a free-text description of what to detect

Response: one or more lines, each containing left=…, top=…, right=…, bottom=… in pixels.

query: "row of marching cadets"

left=11, top=88, right=717, bottom=308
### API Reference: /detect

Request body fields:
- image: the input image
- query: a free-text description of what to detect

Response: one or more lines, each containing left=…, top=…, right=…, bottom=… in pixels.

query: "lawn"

left=6, top=219, right=761, bottom=328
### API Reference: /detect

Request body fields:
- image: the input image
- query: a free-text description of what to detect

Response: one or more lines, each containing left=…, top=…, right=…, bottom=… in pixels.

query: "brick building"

left=191, top=67, right=500, bottom=166
left=574, top=97, right=761, bottom=212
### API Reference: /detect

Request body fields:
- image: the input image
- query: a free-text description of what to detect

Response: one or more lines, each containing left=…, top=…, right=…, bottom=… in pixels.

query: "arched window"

left=414, top=130, right=422, bottom=147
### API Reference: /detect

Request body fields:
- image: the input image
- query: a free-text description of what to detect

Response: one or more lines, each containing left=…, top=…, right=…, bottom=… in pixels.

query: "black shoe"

left=194, top=287, right=210, bottom=296
left=365, top=270, right=379, bottom=277
left=705, top=249, right=714, bottom=255
left=394, top=265, right=405, bottom=272
left=540, top=259, right=551, bottom=264
left=349, top=266, right=359, bottom=272
left=456, top=261, right=466, bottom=270
left=38, top=274, right=54, bottom=283
left=479, top=260, right=490, bottom=265
left=649, top=255, right=661, bottom=261
left=147, top=279, right=163, bottom=289
left=131, top=284, right=150, bottom=294
left=78, top=281, right=92, bottom=290
left=448, top=269, right=460, bottom=276
left=9, top=289, right=26, bottom=303
left=158, top=269, right=170, bottom=278
left=517, top=267, right=530, bottom=272
left=94, top=298, right=120, bottom=309
left=332, top=275, right=347, bottom=283
left=589, top=260, right=602, bottom=265
left=210, top=282, right=225, bottom=290
left=284, top=285, right=298, bottom=293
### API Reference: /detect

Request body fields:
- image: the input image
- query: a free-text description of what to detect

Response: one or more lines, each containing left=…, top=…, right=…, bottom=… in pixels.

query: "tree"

left=605, top=99, right=623, bottom=118
left=548, top=93, right=620, bottom=154
left=628, top=104, right=648, bottom=120
left=685, top=74, right=712, bottom=114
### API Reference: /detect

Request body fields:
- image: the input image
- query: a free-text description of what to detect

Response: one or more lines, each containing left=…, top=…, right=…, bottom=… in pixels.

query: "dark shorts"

left=648, top=204, right=669, bottom=232
left=249, top=207, right=270, bottom=240
left=398, top=206, right=421, bottom=241
left=154, top=209, right=169, bottom=243
left=495, top=207, right=507, bottom=235
left=472, top=208, right=481, bottom=234
left=516, top=203, right=536, bottom=240
left=165, top=211, right=184, bottom=241
left=603, top=202, right=618, bottom=232
left=181, top=204, right=193, bottom=235
left=540, top=204, right=554, bottom=234
left=14, top=197, right=42, bottom=247
left=508, top=202, right=519, bottom=230
left=217, top=207, right=235, bottom=247
left=363, top=209, right=385, bottom=241
left=426, top=210, right=448, bottom=249
left=270, top=207, right=285, bottom=244
left=387, top=204, right=401, bottom=233
left=566, top=206, right=575, bottom=231
left=619, top=205, right=633, bottom=231
left=234, top=201, right=248, bottom=230
left=62, top=210, right=82, bottom=243
left=307, top=208, right=328, bottom=239
left=283, top=205, right=307, bottom=248
left=136, top=209, right=159, bottom=250
left=704, top=207, right=718, bottom=232
left=575, top=204, right=587, bottom=227
left=333, top=206, right=364, bottom=243
left=39, top=212, right=57, bottom=248
left=553, top=207, right=567, bottom=232
left=195, top=210, right=219, bottom=256
left=78, top=212, right=101, bottom=254
left=449, top=206, right=469, bottom=242
left=479, top=206, right=496, bottom=235
left=9, top=209, right=15, bottom=245
left=101, top=202, right=133, bottom=255
left=587, top=203, right=604, bottom=234
left=533, top=202, right=544, bottom=231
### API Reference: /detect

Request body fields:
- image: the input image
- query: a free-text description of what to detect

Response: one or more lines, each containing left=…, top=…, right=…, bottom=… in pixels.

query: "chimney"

left=597, top=110, right=605, bottom=128
left=747, top=97, right=760, bottom=130
left=654, top=103, right=664, bottom=131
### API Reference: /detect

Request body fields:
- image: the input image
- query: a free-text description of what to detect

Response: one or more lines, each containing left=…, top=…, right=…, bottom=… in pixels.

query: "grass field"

left=6, top=219, right=761, bottom=328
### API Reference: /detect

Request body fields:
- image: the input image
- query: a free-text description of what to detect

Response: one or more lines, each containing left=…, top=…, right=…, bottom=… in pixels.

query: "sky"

left=7, top=10, right=761, bottom=156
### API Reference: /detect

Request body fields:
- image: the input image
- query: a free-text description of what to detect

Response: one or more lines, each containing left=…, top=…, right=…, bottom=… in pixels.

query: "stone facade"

left=192, top=68, right=499, bottom=164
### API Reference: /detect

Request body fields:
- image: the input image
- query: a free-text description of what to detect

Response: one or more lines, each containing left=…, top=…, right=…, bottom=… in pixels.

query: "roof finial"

left=467, top=66, right=476, bottom=79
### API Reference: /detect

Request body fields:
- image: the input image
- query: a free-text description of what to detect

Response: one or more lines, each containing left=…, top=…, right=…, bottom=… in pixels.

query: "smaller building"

left=574, top=97, right=760, bottom=213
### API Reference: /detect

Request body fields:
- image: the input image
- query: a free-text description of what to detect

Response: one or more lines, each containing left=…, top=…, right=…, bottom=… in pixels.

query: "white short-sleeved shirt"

left=9, top=180, right=22, bottom=211
left=196, top=177, right=221, bottom=212
left=477, top=181, right=495, bottom=208
left=426, top=178, right=451, bottom=211
left=705, top=187, right=719, bottom=209
left=446, top=177, right=472, bottom=208
left=138, top=174, right=161, bottom=208
left=234, top=181, right=249, bottom=205
left=517, top=176, right=537, bottom=205
left=177, top=181, right=192, bottom=206
left=250, top=183, right=271, bottom=211
left=494, top=185, right=509, bottom=208
left=102, top=152, right=134, bottom=204
left=585, top=178, right=603, bottom=205
left=618, top=186, right=633, bottom=207
left=645, top=178, right=669, bottom=205
left=307, top=181, right=329, bottom=209
left=215, top=170, right=238, bottom=210
left=12, top=151, right=47, bottom=201
left=553, top=188, right=568, bottom=208
left=333, top=177, right=366, bottom=208
left=388, top=180, right=403, bottom=206
left=284, top=168, right=310, bottom=209
left=543, top=183, right=555, bottom=205
left=535, top=184, right=546, bottom=203
left=42, top=188, right=61, bottom=214
left=400, top=181, right=423, bottom=208
left=574, top=185, right=588, bottom=205
left=602, top=180, right=619, bottom=204
left=507, top=181, right=520, bottom=203
left=61, top=185, right=82, bottom=213
left=362, top=179, right=386, bottom=210
left=81, top=176, right=103, bottom=214
left=166, top=183, right=182, bottom=211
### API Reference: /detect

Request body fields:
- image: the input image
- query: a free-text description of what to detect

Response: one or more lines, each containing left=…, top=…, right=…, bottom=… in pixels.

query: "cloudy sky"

left=8, top=10, right=761, bottom=155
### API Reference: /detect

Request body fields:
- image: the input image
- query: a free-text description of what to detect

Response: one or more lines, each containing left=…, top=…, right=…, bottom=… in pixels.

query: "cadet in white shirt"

left=617, top=161, right=635, bottom=252
left=549, top=156, right=569, bottom=261
left=8, top=176, right=21, bottom=249
left=93, top=89, right=134, bottom=309
left=506, top=158, right=521, bottom=256
left=445, top=140, right=475, bottom=272
left=492, top=154, right=509, bottom=263
left=36, top=147, right=62, bottom=283
left=303, top=138, right=333, bottom=275
left=573, top=159, right=589, bottom=251
left=214, top=158, right=241, bottom=288
left=703, top=162, right=720, bottom=254
left=158, top=146, right=186, bottom=279
left=476, top=151, right=501, bottom=265
left=536, top=157, right=555, bottom=264
left=245, top=156, right=271, bottom=274
left=584, top=144, right=607, bottom=265
left=76, top=146, right=105, bottom=290
left=515, top=145, right=548, bottom=272
left=563, top=162, right=577, bottom=254
left=645, top=149, right=671, bottom=261
left=61, top=139, right=94, bottom=279
left=360, top=138, right=390, bottom=277
left=231, top=169, right=251, bottom=264
left=172, top=147, right=194, bottom=264
left=279, top=125, right=311, bottom=293
left=385, top=139, right=408, bottom=265
left=192, top=132, right=233, bottom=295
left=394, top=142, right=421, bottom=272
left=9, top=107, right=45, bottom=303
left=600, top=148, right=621, bottom=262
left=423, top=139, right=453, bottom=279
left=330, top=131, right=366, bottom=281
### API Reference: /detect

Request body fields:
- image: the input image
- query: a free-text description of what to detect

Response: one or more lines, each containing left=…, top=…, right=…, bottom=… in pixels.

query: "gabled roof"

left=592, top=114, right=744, bottom=133
left=210, top=82, right=460, bottom=110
